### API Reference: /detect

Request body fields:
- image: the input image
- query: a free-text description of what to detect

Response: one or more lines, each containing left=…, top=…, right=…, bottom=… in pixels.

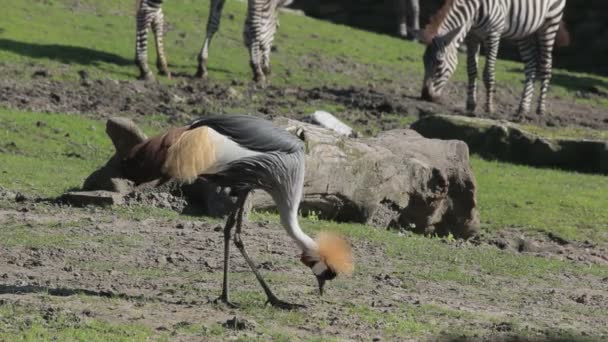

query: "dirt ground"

left=0, top=193, right=607, bottom=341
left=1, top=64, right=608, bottom=136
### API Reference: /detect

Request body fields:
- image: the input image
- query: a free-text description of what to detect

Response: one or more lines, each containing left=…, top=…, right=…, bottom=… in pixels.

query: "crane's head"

left=300, top=232, right=354, bottom=295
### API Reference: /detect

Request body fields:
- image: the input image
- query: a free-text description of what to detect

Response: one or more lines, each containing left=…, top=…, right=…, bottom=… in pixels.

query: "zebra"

left=135, top=0, right=169, bottom=80
left=420, top=0, right=567, bottom=117
left=396, top=0, right=420, bottom=40
left=197, top=0, right=292, bottom=84
left=134, top=0, right=291, bottom=83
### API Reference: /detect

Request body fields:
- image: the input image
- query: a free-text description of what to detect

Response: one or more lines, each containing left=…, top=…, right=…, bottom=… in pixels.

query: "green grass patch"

left=0, top=215, right=141, bottom=254
left=0, top=108, right=112, bottom=196
left=472, top=156, right=608, bottom=242
left=0, top=301, right=155, bottom=342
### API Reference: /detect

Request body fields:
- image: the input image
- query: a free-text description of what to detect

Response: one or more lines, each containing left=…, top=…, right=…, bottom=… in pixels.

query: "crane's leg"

left=233, top=192, right=305, bottom=310
left=196, top=0, right=226, bottom=79
left=214, top=205, right=239, bottom=307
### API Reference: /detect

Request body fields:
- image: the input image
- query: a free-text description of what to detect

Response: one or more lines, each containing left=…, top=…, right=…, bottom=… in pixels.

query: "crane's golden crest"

left=162, top=126, right=217, bottom=183
left=314, top=231, right=354, bottom=275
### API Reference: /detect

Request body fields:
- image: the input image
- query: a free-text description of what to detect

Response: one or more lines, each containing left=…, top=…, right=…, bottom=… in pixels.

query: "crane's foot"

left=213, top=295, right=240, bottom=309
left=265, top=297, right=305, bottom=310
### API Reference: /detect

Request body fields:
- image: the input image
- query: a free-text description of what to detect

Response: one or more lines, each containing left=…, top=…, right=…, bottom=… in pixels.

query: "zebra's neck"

left=437, top=0, right=480, bottom=48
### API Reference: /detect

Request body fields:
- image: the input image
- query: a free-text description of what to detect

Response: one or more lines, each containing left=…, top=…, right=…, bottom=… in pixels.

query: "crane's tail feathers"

left=163, top=126, right=216, bottom=183
left=315, top=231, right=354, bottom=275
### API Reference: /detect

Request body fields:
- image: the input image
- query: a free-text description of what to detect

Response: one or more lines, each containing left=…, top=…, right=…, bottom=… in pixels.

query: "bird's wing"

left=189, top=115, right=303, bottom=154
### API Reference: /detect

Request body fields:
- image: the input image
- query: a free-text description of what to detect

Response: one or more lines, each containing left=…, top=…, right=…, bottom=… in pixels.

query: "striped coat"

left=134, top=0, right=291, bottom=84
left=421, top=0, right=567, bottom=117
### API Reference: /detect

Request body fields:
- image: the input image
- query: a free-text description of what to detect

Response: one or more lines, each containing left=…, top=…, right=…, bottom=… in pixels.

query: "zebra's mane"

left=421, top=0, right=455, bottom=45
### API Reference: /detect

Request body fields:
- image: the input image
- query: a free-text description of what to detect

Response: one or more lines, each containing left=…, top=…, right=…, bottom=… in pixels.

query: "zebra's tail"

left=135, top=0, right=143, bottom=14
left=555, top=21, right=571, bottom=48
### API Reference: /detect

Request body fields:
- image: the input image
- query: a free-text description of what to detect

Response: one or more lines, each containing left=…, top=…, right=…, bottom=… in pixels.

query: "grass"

left=0, top=301, right=157, bottom=341
left=0, top=109, right=112, bottom=196
left=473, top=157, right=608, bottom=242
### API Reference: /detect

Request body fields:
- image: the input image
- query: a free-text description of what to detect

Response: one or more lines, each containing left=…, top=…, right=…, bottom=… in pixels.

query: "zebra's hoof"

left=138, top=72, right=155, bottom=82
left=158, top=69, right=171, bottom=79
left=253, top=75, right=267, bottom=88
left=195, top=68, right=208, bottom=79
left=466, top=103, right=477, bottom=113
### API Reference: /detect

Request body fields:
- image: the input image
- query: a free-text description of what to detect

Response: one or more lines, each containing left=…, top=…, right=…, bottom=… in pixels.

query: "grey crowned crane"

left=121, top=115, right=354, bottom=309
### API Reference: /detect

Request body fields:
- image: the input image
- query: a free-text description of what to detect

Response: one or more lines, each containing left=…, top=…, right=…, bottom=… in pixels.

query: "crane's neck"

left=274, top=150, right=317, bottom=253
left=279, top=204, right=316, bottom=252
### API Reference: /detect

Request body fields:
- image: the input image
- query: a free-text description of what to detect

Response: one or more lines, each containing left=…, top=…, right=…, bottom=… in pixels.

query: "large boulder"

left=411, top=114, right=608, bottom=174
left=263, top=117, right=479, bottom=238
left=79, top=116, right=479, bottom=238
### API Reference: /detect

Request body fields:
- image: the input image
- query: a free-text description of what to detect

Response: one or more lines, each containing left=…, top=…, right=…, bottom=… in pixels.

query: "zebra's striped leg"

left=151, top=9, right=170, bottom=78
left=482, top=34, right=500, bottom=114
left=261, top=13, right=280, bottom=77
left=196, top=0, right=226, bottom=79
left=465, top=38, right=481, bottom=113
left=261, top=45, right=272, bottom=77
left=516, top=38, right=538, bottom=117
left=536, top=25, right=559, bottom=116
left=135, top=9, right=154, bottom=81
left=249, top=43, right=266, bottom=85
left=244, top=21, right=265, bottom=85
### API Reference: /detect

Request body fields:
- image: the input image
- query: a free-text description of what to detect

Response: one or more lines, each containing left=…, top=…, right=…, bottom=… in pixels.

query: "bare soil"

left=0, top=192, right=607, bottom=340
left=1, top=64, right=608, bottom=137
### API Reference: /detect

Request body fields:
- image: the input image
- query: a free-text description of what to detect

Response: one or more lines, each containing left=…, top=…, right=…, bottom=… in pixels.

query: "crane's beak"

left=316, top=276, right=326, bottom=296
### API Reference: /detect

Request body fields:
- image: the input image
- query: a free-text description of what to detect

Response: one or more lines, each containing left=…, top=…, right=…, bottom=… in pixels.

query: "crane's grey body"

left=190, top=115, right=302, bottom=154
left=193, top=115, right=310, bottom=308
left=121, top=114, right=335, bottom=309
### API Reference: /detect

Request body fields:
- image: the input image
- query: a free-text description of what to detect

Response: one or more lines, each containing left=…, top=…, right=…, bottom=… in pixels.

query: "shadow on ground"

left=0, top=38, right=132, bottom=66
left=0, top=284, right=193, bottom=305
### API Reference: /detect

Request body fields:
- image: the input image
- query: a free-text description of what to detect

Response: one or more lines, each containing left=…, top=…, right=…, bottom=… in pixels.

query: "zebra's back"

left=471, top=0, right=566, bottom=40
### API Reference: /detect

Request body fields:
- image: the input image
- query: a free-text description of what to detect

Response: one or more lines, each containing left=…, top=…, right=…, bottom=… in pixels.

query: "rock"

left=82, top=156, right=132, bottom=192
left=105, top=117, right=148, bottom=159
left=253, top=117, right=479, bottom=238
left=307, top=110, right=357, bottom=137
left=81, top=116, right=479, bottom=238
left=222, top=316, right=255, bottom=330
left=62, top=191, right=124, bottom=207
left=82, top=117, right=147, bottom=192
left=411, top=114, right=608, bottom=174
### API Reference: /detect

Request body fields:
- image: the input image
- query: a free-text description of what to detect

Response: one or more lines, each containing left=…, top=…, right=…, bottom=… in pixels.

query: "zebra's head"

left=421, top=28, right=461, bottom=102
